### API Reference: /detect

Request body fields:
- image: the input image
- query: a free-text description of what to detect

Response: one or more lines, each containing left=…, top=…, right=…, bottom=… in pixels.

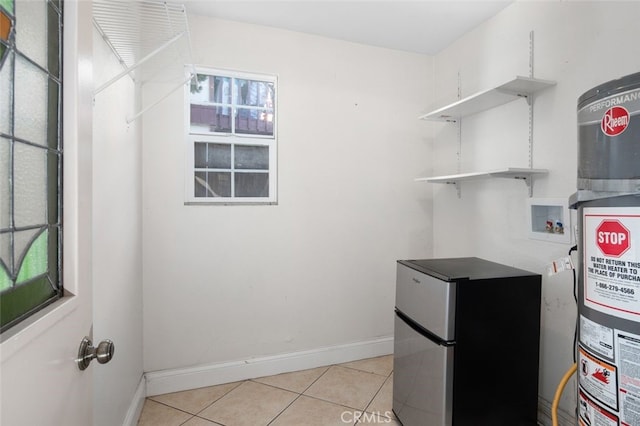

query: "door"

left=392, top=313, right=454, bottom=426
left=0, top=2, right=95, bottom=425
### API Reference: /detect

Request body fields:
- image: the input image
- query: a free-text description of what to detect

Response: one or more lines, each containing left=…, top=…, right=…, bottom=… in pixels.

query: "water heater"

left=570, top=72, right=640, bottom=426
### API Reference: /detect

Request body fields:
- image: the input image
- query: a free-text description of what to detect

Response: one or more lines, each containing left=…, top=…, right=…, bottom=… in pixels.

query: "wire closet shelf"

left=92, top=0, right=196, bottom=122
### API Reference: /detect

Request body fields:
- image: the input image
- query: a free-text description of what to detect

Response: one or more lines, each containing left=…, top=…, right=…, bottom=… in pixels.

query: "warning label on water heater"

left=579, top=389, right=619, bottom=426
left=580, top=315, right=614, bottom=359
left=579, top=345, right=619, bottom=410
left=584, top=208, right=640, bottom=321
left=616, top=330, right=640, bottom=426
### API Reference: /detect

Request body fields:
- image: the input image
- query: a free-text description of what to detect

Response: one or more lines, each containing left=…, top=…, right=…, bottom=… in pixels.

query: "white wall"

left=431, top=1, right=640, bottom=421
left=92, top=29, right=144, bottom=426
left=142, top=17, right=432, bottom=373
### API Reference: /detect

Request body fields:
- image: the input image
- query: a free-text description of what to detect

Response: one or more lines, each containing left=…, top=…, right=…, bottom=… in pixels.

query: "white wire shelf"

left=93, top=0, right=196, bottom=122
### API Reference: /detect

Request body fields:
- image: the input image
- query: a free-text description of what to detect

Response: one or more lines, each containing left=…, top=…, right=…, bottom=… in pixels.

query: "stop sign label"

left=596, top=220, right=631, bottom=257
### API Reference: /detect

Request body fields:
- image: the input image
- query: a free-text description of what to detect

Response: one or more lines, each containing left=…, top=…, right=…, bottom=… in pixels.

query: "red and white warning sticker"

left=579, top=345, right=619, bottom=410
left=579, top=389, right=619, bottom=426
left=578, top=390, right=618, bottom=426
left=583, top=208, right=640, bottom=321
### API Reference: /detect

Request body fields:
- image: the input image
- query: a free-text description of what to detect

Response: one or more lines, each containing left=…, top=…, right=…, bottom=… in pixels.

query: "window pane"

left=235, top=79, right=274, bottom=107
left=235, top=108, right=274, bottom=136
left=0, top=0, right=14, bottom=14
left=13, top=227, right=36, bottom=273
left=208, top=172, right=231, bottom=197
left=0, top=275, right=57, bottom=330
left=0, top=233, right=10, bottom=275
left=190, top=104, right=232, bottom=134
left=0, top=10, right=10, bottom=42
left=16, top=229, right=47, bottom=283
left=0, top=262, right=9, bottom=292
left=195, top=142, right=231, bottom=169
left=14, top=0, right=48, bottom=70
left=13, top=142, right=47, bottom=227
left=194, top=171, right=207, bottom=197
left=194, top=171, right=231, bottom=198
left=47, top=226, right=58, bottom=288
left=194, top=143, right=206, bottom=168
left=47, top=78, right=60, bottom=149
left=47, top=2, right=60, bottom=78
left=235, top=172, right=268, bottom=197
left=208, top=143, right=230, bottom=169
left=14, top=54, right=48, bottom=145
left=211, top=76, right=231, bottom=104
left=46, top=150, right=59, bottom=225
left=0, top=137, right=10, bottom=230
left=191, top=75, right=231, bottom=105
left=209, top=143, right=230, bottom=168
left=0, top=51, right=12, bottom=135
left=235, top=145, right=268, bottom=170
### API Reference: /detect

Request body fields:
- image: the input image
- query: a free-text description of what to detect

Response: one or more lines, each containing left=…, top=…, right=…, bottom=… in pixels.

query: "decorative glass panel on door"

left=0, top=0, right=62, bottom=333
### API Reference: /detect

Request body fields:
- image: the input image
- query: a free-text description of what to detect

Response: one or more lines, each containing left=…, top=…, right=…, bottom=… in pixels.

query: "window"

left=0, top=0, right=63, bottom=332
left=186, top=68, right=277, bottom=204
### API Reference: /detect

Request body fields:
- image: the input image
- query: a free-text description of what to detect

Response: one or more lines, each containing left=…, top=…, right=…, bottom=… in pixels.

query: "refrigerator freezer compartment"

left=396, top=261, right=456, bottom=341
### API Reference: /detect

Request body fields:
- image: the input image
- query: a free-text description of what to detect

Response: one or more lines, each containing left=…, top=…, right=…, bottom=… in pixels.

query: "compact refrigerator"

left=392, top=257, right=541, bottom=426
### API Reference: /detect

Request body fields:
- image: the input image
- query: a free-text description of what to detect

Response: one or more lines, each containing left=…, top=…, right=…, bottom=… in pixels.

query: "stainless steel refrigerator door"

left=393, top=314, right=454, bottom=426
left=395, top=263, right=456, bottom=341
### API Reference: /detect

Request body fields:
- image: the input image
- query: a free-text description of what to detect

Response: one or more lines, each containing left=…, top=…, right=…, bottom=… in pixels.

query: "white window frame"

left=184, top=67, right=277, bottom=204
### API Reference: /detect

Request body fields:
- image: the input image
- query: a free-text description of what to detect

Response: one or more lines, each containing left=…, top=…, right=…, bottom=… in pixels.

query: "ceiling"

left=182, top=1, right=513, bottom=55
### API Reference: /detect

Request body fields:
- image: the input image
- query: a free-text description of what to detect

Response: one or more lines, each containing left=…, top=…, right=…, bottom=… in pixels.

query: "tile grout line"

left=248, top=365, right=330, bottom=394
left=294, top=361, right=394, bottom=415
left=176, top=414, right=195, bottom=426
left=265, top=390, right=303, bottom=425
left=266, top=364, right=333, bottom=425
left=143, top=356, right=393, bottom=426
left=357, top=365, right=395, bottom=424
left=337, top=356, right=394, bottom=378
left=188, top=415, right=226, bottom=426
left=361, top=375, right=391, bottom=417
left=192, top=380, right=245, bottom=418
left=144, top=398, right=198, bottom=418
left=338, top=366, right=391, bottom=378
left=146, top=380, right=245, bottom=425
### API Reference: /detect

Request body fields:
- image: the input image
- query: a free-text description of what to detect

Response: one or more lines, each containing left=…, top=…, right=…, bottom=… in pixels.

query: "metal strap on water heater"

left=577, top=178, right=640, bottom=193
left=569, top=188, right=640, bottom=209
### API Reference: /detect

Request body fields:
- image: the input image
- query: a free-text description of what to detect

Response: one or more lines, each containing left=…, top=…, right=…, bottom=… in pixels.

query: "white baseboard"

left=145, top=336, right=394, bottom=397
left=537, top=396, right=576, bottom=426
left=122, top=375, right=146, bottom=426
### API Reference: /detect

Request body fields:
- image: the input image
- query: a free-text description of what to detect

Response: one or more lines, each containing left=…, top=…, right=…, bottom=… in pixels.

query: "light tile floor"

left=138, top=355, right=399, bottom=426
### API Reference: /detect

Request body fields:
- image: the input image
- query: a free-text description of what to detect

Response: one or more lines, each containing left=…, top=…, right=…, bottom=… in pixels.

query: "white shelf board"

left=416, top=168, right=548, bottom=184
left=419, top=76, right=556, bottom=122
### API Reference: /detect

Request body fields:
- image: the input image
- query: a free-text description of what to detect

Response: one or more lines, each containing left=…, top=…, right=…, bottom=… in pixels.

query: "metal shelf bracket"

left=517, top=175, right=534, bottom=197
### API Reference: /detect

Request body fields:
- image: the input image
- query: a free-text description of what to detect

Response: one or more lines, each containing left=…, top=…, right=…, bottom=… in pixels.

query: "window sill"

left=184, top=201, right=279, bottom=206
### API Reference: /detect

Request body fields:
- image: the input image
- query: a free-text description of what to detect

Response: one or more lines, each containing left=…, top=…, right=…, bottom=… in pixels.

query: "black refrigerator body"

left=392, top=257, right=542, bottom=426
